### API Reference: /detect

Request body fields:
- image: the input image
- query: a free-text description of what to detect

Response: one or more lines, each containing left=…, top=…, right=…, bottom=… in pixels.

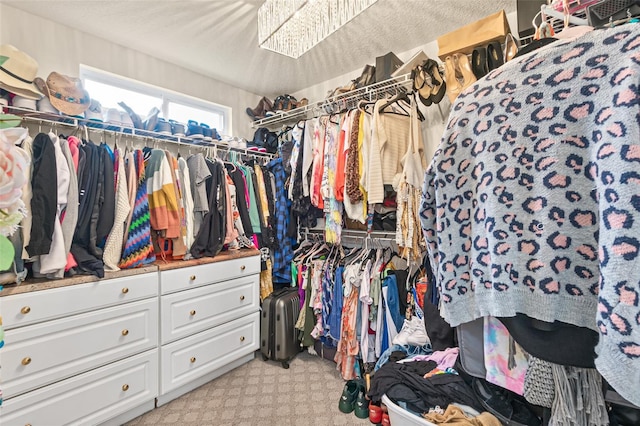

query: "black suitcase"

left=260, top=288, right=301, bottom=368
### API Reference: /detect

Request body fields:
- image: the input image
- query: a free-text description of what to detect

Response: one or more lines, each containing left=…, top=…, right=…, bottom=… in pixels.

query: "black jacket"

left=70, top=142, right=114, bottom=277
left=190, top=159, right=226, bottom=258
left=27, top=133, right=57, bottom=257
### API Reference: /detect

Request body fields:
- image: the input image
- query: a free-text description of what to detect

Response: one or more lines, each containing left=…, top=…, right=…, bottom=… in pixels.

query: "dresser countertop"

left=0, top=249, right=261, bottom=297
left=156, top=249, right=260, bottom=271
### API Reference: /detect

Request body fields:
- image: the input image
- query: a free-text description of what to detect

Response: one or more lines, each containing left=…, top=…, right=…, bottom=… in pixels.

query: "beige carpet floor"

left=125, top=350, right=371, bottom=426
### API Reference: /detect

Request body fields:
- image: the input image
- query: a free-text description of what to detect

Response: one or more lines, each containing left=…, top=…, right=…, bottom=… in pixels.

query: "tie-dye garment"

left=484, top=317, right=528, bottom=395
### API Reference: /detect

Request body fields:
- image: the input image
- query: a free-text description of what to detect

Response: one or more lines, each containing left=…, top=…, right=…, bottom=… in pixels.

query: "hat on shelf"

left=0, top=45, right=43, bottom=100
left=0, top=113, right=21, bottom=129
left=0, top=90, right=9, bottom=107
left=35, top=72, right=90, bottom=116
left=12, top=95, right=37, bottom=111
left=85, top=99, right=104, bottom=121
left=37, top=96, right=59, bottom=115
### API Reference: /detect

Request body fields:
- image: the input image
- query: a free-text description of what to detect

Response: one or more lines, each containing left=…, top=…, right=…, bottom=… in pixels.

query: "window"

left=80, top=65, right=231, bottom=135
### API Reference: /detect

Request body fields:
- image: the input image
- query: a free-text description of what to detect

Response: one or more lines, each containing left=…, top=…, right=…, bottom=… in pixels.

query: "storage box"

left=376, top=52, right=404, bottom=82
left=382, top=394, right=437, bottom=426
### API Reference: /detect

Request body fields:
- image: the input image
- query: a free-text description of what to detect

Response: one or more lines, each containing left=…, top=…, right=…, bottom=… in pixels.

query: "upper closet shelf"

left=251, top=73, right=413, bottom=129
left=4, top=106, right=275, bottom=158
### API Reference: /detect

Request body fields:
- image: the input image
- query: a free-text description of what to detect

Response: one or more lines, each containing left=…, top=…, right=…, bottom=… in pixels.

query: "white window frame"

left=79, top=65, right=232, bottom=135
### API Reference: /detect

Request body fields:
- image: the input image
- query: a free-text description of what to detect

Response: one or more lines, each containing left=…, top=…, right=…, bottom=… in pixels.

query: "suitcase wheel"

left=281, top=361, right=290, bottom=369
left=262, top=353, right=269, bottom=361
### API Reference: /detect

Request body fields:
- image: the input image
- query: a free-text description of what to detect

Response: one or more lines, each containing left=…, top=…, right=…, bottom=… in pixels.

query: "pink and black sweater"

left=420, top=25, right=640, bottom=406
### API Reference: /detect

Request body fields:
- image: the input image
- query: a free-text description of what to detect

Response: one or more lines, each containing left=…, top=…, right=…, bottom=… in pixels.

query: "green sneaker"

left=354, top=386, right=369, bottom=419
left=338, top=380, right=360, bottom=413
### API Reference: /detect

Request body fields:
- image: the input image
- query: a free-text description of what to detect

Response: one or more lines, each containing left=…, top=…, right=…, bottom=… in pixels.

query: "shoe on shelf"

left=201, top=123, right=213, bottom=142
left=354, top=385, right=369, bottom=419
left=120, top=111, right=134, bottom=128
left=187, top=120, right=204, bottom=139
left=412, top=61, right=433, bottom=107
left=424, top=59, right=446, bottom=105
left=169, top=119, right=186, bottom=137
left=154, top=117, right=172, bottom=135
left=504, top=33, right=519, bottom=63
left=246, top=96, right=273, bottom=120
left=444, top=55, right=463, bottom=104
left=472, top=47, right=489, bottom=79
left=354, top=64, right=376, bottom=89
left=487, top=41, right=504, bottom=71
left=339, top=379, right=361, bottom=414
left=454, top=52, right=477, bottom=93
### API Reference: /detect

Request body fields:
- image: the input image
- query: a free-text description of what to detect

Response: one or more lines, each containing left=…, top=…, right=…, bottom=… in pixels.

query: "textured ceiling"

left=4, top=0, right=516, bottom=97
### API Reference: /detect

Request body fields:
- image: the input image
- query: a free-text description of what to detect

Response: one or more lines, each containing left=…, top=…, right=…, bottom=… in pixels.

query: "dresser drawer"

left=0, top=349, right=158, bottom=426
left=160, top=312, right=259, bottom=394
left=160, top=255, right=259, bottom=294
left=1, top=273, right=158, bottom=330
left=2, top=298, right=158, bottom=398
left=161, top=275, right=259, bottom=344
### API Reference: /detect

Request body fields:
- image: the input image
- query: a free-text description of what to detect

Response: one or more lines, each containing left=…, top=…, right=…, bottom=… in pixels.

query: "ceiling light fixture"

left=258, top=0, right=380, bottom=59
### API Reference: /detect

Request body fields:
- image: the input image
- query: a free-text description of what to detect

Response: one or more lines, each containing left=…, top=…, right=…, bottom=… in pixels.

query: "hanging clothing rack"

left=251, top=73, right=414, bottom=129
left=4, top=105, right=276, bottom=160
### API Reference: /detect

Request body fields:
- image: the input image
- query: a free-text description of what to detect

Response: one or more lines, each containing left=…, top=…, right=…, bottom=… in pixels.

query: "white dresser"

left=0, top=250, right=261, bottom=425
left=0, top=268, right=159, bottom=426
left=156, top=254, right=261, bottom=406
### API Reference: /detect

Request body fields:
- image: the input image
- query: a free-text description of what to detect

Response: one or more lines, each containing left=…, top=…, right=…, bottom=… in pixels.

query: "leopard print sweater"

left=420, top=25, right=640, bottom=406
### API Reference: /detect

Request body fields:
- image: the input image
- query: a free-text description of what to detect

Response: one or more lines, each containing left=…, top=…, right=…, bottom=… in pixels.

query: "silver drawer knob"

left=240, top=336, right=245, bottom=342
left=240, top=295, right=245, bottom=301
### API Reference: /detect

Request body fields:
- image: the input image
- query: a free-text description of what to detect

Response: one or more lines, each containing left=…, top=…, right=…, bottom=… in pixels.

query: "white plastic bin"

left=382, top=394, right=437, bottom=426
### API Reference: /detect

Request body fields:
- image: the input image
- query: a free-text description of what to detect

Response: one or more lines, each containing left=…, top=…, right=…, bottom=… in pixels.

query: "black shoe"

left=472, top=47, right=489, bottom=79
left=487, top=42, right=504, bottom=71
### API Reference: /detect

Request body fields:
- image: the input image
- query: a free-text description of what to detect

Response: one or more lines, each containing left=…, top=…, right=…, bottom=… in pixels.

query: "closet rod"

left=5, top=105, right=276, bottom=159
left=251, top=73, right=414, bottom=129
left=303, top=228, right=397, bottom=242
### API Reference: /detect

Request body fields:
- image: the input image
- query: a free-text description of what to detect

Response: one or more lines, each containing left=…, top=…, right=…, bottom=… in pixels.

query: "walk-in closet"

left=1, top=1, right=639, bottom=425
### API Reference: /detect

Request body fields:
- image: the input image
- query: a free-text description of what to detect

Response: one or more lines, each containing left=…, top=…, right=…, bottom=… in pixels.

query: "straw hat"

left=34, top=72, right=90, bottom=116
left=0, top=45, right=43, bottom=100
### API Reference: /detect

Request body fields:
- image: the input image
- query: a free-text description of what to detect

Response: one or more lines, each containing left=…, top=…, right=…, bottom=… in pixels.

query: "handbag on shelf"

left=437, top=9, right=510, bottom=60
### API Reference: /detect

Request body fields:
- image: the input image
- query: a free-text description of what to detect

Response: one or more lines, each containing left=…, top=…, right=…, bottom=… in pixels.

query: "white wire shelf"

left=250, top=73, right=414, bottom=129
left=3, top=106, right=276, bottom=158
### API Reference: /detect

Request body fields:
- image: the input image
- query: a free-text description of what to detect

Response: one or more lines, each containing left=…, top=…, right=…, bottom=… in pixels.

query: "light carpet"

left=125, top=350, right=371, bottom=426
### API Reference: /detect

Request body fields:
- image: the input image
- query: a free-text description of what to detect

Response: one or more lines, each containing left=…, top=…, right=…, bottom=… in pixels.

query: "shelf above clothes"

left=250, top=73, right=414, bottom=129
left=3, top=106, right=276, bottom=159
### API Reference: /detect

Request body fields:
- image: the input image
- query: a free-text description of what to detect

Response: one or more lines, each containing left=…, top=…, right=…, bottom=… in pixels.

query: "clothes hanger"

left=377, top=90, right=426, bottom=121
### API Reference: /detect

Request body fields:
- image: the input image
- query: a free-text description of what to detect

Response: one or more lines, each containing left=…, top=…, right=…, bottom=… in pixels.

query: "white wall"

left=291, top=11, right=518, bottom=165
left=0, top=3, right=262, bottom=140
left=293, top=11, right=518, bottom=103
